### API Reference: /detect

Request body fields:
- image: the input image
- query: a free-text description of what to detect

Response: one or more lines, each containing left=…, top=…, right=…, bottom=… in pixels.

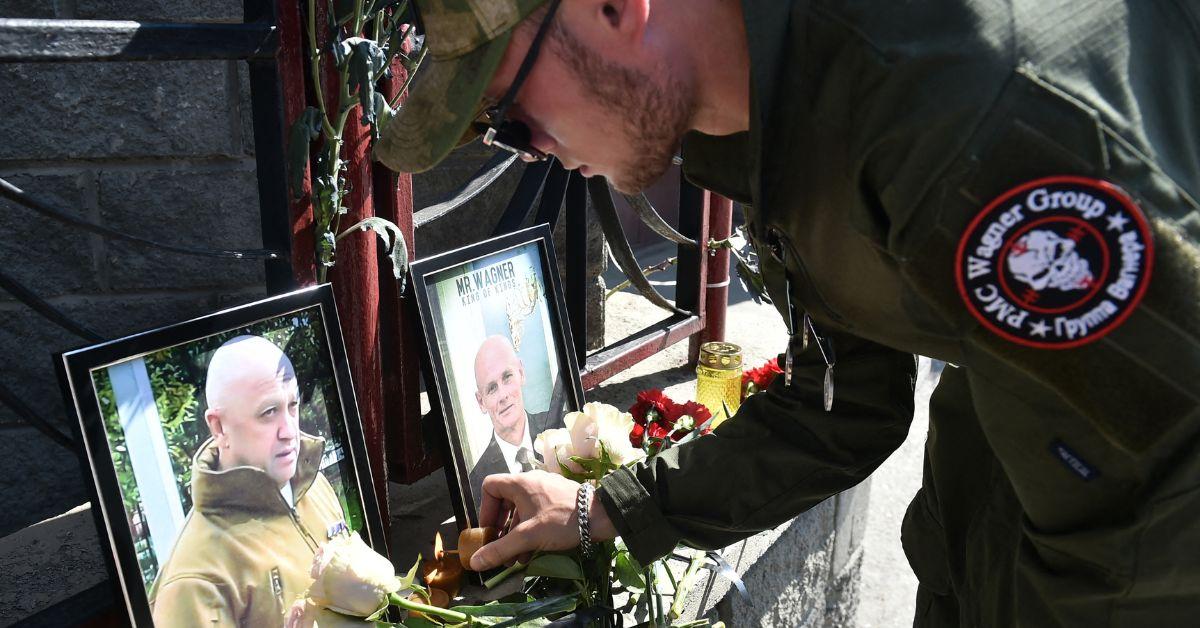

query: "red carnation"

left=629, top=422, right=646, bottom=448
left=671, top=401, right=712, bottom=440
left=742, top=357, right=783, bottom=399
left=630, top=389, right=671, bottom=426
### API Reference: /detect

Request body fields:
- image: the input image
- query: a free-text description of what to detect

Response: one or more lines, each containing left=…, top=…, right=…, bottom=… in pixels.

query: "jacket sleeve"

left=151, top=576, right=236, bottom=627
left=598, top=329, right=915, bottom=563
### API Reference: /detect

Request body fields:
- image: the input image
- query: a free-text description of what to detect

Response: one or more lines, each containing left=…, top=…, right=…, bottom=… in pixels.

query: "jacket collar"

left=190, top=433, right=326, bottom=516
left=680, top=0, right=799, bottom=207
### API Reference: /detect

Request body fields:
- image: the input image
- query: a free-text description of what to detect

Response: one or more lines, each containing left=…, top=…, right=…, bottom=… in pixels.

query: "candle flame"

left=433, top=531, right=444, bottom=560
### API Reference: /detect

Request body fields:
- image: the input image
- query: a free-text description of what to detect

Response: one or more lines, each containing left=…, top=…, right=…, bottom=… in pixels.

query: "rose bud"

left=307, top=532, right=403, bottom=617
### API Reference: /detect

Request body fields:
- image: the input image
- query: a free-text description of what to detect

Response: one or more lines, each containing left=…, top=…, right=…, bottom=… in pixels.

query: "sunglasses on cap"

left=471, top=0, right=562, bottom=161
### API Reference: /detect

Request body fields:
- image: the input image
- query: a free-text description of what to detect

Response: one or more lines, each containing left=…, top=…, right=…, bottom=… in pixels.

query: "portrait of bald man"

left=148, top=335, right=346, bottom=627
left=467, top=335, right=555, bottom=508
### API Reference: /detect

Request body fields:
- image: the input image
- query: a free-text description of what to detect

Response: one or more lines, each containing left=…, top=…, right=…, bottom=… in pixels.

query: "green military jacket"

left=597, top=1, right=1200, bottom=625
left=149, top=434, right=346, bottom=626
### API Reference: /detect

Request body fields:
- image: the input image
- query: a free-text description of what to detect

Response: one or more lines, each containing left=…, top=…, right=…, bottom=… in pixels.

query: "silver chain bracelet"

left=577, top=482, right=594, bottom=559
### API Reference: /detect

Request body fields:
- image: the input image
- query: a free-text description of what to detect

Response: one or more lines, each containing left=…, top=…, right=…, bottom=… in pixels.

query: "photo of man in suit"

left=468, top=335, right=555, bottom=508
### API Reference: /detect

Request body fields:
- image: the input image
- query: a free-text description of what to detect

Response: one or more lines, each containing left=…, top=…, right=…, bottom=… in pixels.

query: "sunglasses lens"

left=493, top=120, right=533, bottom=151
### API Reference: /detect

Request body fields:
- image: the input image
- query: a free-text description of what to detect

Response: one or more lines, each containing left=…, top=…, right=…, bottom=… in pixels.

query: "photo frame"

left=56, top=284, right=386, bottom=626
left=411, top=224, right=585, bottom=528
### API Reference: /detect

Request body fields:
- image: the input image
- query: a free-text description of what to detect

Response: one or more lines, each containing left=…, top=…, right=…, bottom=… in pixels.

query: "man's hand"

left=471, top=471, right=616, bottom=571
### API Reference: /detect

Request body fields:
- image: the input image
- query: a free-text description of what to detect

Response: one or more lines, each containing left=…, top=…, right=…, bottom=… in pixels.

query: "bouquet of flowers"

left=285, top=397, right=730, bottom=627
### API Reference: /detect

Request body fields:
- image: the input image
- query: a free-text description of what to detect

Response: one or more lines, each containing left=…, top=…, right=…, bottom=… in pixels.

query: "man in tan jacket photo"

left=149, top=335, right=346, bottom=626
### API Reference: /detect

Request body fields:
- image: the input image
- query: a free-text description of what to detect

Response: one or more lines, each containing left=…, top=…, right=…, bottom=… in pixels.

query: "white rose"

left=566, top=402, right=646, bottom=468
left=534, top=427, right=579, bottom=475
left=307, top=532, right=404, bottom=617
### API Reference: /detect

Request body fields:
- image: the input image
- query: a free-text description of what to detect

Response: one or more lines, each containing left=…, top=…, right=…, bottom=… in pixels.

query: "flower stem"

left=669, top=550, right=706, bottom=620
left=483, top=560, right=527, bottom=589
left=388, top=591, right=469, bottom=624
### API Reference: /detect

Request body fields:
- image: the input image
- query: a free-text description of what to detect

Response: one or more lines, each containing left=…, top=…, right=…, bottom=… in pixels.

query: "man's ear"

left=204, top=408, right=225, bottom=447
left=580, top=0, right=649, bottom=46
left=476, top=391, right=486, bottom=412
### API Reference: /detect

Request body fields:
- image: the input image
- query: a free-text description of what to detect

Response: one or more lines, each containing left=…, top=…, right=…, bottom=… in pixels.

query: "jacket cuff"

left=597, top=466, right=679, bottom=563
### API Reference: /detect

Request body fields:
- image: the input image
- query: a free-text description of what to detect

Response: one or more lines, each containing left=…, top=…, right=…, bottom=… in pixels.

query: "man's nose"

left=278, top=411, right=299, bottom=439
left=527, top=126, right=557, bottom=161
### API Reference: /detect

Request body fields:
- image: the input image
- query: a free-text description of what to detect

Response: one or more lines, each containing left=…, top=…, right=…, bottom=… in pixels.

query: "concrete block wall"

left=0, top=1, right=265, bottom=539
left=669, top=481, right=871, bottom=628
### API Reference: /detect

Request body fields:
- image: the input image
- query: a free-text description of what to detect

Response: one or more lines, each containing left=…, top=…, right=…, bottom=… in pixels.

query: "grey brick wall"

left=0, top=1, right=265, bottom=538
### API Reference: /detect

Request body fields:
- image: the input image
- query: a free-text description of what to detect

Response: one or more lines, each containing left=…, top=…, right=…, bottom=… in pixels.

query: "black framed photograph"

left=56, top=284, right=386, bottom=627
left=411, top=224, right=584, bottom=526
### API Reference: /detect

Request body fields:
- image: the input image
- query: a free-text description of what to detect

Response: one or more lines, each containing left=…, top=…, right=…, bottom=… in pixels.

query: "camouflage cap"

left=375, top=0, right=550, bottom=173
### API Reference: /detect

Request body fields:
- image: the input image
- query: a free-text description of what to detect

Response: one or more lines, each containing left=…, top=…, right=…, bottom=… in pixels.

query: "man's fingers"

left=471, top=521, right=534, bottom=571
left=478, top=473, right=521, bottom=527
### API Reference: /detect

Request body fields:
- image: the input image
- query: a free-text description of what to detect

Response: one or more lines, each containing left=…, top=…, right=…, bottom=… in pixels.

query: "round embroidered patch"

left=955, top=176, right=1154, bottom=349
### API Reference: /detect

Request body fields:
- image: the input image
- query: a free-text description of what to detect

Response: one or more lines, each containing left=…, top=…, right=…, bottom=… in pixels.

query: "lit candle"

left=421, top=532, right=463, bottom=598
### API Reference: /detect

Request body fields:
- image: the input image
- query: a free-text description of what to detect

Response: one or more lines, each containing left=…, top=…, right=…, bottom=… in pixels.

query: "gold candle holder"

left=695, top=341, right=742, bottom=429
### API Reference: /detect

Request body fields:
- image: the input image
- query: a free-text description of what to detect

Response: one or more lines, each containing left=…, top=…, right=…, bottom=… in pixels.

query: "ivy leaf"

left=287, top=107, right=321, bottom=199
left=338, top=37, right=390, bottom=127
left=525, top=554, right=584, bottom=581
left=336, top=216, right=410, bottom=292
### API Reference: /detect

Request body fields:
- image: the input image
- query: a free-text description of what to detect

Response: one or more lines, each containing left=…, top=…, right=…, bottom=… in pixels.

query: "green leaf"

left=319, top=230, right=337, bottom=267
left=450, top=594, right=572, bottom=618
left=338, top=37, right=390, bottom=127
left=568, top=456, right=605, bottom=475
left=525, top=554, right=585, bottom=581
left=555, top=465, right=591, bottom=483
left=505, top=619, right=550, bottom=628
left=399, top=555, right=421, bottom=589
left=599, top=443, right=615, bottom=468
left=614, top=551, right=646, bottom=592
left=336, top=216, right=410, bottom=292
left=287, top=107, right=321, bottom=199
left=488, top=595, right=578, bottom=628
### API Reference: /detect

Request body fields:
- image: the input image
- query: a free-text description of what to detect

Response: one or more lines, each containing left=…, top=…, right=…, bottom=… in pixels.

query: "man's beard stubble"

left=551, top=23, right=694, bottom=194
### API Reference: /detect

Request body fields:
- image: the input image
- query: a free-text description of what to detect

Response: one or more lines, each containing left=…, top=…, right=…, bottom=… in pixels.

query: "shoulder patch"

left=954, top=176, right=1154, bottom=349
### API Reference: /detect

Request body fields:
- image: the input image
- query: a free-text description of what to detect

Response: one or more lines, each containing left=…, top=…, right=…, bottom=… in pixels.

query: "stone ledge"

left=0, top=504, right=109, bottom=627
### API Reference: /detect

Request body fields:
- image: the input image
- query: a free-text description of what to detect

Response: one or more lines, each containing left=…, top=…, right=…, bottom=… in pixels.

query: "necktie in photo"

left=516, top=447, right=535, bottom=472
